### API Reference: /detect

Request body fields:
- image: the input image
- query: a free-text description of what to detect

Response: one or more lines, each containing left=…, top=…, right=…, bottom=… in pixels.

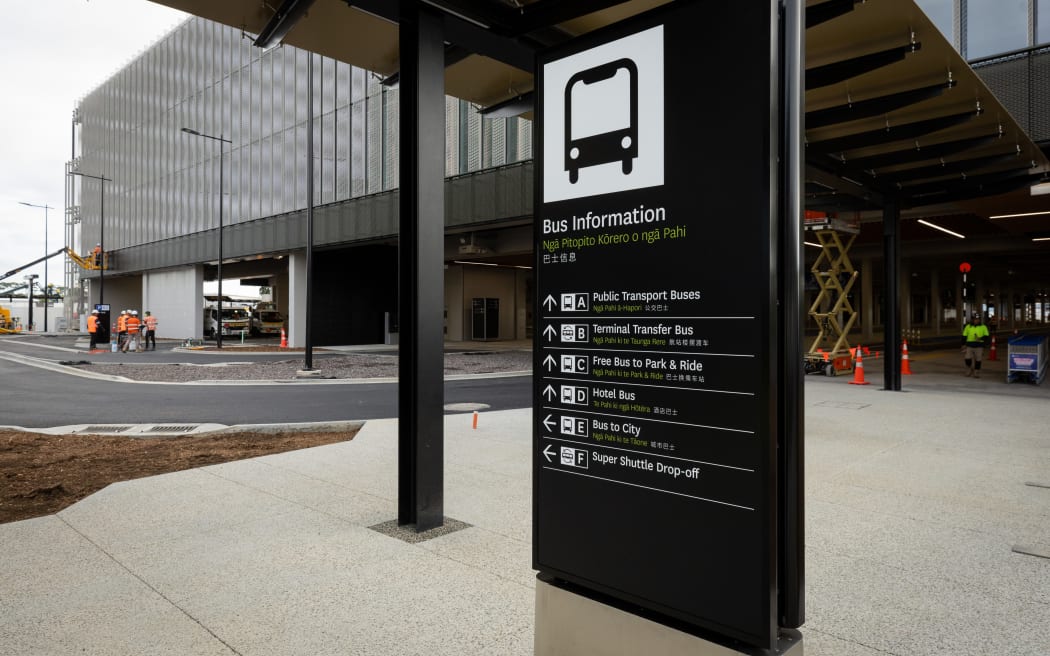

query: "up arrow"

left=543, top=325, right=557, bottom=341
left=543, top=444, right=556, bottom=463
left=543, top=295, right=557, bottom=311
left=542, top=414, right=556, bottom=432
left=543, top=354, right=557, bottom=371
left=543, top=384, right=556, bottom=401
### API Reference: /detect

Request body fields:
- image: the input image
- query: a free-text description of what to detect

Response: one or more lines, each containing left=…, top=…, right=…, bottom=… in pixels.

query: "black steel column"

left=778, top=0, right=805, bottom=630
left=305, top=53, right=315, bottom=370
left=397, top=0, right=445, bottom=531
left=883, top=199, right=902, bottom=390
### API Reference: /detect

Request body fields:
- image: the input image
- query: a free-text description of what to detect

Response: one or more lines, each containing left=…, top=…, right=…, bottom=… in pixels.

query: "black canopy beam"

left=806, top=42, right=921, bottom=90
left=424, top=0, right=632, bottom=38
left=872, top=150, right=1022, bottom=183
left=806, top=80, right=956, bottom=130
left=806, top=0, right=862, bottom=29
left=900, top=167, right=1041, bottom=198
left=348, top=0, right=540, bottom=71
left=905, top=172, right=1048, bottom=208
left=838, top=133, right=1004, bottom=171
left=254, top=0, right=317, bottom=48
left=809, top=108, right=984, bottom=154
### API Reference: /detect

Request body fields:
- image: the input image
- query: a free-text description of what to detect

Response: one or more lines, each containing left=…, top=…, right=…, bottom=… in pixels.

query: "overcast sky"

left=0, top=0, right=188, bottom=290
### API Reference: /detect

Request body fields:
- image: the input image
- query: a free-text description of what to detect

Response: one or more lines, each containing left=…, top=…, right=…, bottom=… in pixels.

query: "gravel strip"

left=69, top=350, right=533, bottom=382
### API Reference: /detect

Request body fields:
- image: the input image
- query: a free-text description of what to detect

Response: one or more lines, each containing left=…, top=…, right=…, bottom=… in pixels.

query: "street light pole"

left=25, top=274, right=38, bottom=331
left=67, top=172, right=111, bottom=306
left=18, top=202, right=54, bottom=331
left=181, top=127, right=233, bottom=348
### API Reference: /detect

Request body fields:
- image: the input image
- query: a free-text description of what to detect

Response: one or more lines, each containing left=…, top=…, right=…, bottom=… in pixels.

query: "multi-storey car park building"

left=64, top=0, right=1050, bottom=350
left=66, top=15, right=536, bottom=345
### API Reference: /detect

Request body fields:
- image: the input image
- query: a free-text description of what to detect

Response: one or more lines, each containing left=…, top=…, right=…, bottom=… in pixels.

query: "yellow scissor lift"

left=805, top=215, right=860, bottom=376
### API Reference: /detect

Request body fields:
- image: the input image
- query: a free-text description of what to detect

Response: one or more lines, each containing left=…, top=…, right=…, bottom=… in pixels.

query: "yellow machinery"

left=64, top=247, right=109, bottom=271
left=0, top=247, right=108, bottom=333
left=1, top=246, right=107, bottom=285
left=0, top=305, right=21, bottom=333
left=804, top=214, right=860, bottom=376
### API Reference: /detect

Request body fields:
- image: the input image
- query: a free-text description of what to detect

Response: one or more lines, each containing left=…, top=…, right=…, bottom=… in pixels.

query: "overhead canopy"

left=152, top=0, right=1048, bottom=217
left=149, top=0, right=673, bottom=115
left=804, top=0, right=1049, bottom=213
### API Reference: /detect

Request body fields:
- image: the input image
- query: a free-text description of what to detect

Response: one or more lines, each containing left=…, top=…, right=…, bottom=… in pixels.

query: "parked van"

left=203, top=305, right=251, bottom=338
left=250, top=303, right=284, bottom=336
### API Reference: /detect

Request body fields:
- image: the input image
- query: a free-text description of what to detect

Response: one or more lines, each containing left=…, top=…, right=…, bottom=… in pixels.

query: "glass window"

left=966, top=0, right=1029, bottom=59
left=916, top=0, right=954, bottom=45
left=1039, top=0, right=1050, bottom=45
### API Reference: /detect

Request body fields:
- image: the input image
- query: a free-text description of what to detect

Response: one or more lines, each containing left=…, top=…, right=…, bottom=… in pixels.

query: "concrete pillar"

left=861, top=256, right=873, bottom=343
left=142, top=265, right=204, bottom=340
left=288, top=251, right=307, bottom=347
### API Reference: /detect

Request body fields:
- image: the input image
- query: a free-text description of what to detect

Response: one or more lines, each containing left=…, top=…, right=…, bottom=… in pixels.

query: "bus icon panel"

left=564, top=58, right=639, bottom=184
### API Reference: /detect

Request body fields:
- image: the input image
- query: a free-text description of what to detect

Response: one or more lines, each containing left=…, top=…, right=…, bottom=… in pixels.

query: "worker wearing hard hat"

left=123, top=311, right=142, bottom=353
left=116, top=310, right=128, bottom=352
left=143, top=311, right=158, bottom=351
left=87, top=309, right=100, bottom=350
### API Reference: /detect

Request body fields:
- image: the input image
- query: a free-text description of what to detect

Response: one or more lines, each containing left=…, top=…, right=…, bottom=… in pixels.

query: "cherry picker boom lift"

left=0, top=246, right=108, bottom=284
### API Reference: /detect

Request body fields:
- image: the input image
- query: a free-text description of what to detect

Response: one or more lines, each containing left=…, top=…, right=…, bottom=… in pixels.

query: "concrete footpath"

left=2, top=362, right=1050, bottom=655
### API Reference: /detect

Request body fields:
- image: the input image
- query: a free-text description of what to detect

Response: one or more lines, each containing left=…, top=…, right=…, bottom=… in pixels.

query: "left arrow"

left=542, top=414, right=556, bottom=432
left=543, top=444, right=556, bottom=462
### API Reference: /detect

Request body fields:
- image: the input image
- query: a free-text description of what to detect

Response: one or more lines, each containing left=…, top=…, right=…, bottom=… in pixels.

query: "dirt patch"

left=0, top=428, right=358, bottom=525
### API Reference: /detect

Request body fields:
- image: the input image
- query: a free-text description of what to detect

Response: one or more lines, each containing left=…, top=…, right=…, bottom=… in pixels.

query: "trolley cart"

left=1006, top=335, right=1047, bottom=385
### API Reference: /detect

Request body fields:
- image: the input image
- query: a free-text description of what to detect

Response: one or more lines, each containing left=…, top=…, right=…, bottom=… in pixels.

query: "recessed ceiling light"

left=989, top=210, right=1050, bottom=219
left=918, top=219, right=965, bottom=239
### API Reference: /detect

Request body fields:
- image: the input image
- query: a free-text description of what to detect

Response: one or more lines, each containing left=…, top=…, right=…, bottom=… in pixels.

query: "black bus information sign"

left=534, top=1, right=782, bottom=649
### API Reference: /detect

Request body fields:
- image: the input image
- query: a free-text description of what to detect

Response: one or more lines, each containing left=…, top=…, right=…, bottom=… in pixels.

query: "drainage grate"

left=82, top=425, right=132, bottom=433
left=147, top=425, right=198, bottom=433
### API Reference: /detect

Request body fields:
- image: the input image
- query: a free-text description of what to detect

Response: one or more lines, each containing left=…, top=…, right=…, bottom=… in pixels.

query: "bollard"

left=472, top=411, right=479, bottom=430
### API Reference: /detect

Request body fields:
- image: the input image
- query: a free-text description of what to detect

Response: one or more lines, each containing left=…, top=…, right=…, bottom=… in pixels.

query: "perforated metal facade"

left=69, top=16, right=533, bottom=268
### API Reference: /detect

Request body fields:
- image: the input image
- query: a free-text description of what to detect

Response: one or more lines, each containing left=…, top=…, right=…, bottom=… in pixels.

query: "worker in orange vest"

left=116, top=310, right=128, bottom=351
left=143, top=311, right=158, bottom=351
left=123, top=311, right=142, bottom=352
left=87, top=309, right=100, bottom=350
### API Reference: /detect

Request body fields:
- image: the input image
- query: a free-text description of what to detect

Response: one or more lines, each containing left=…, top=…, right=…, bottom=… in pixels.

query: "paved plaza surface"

left=1, top=343, right=1049, bottom=655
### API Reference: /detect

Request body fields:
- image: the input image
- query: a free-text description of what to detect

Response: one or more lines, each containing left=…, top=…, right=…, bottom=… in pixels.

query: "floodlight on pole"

left=181, top=127, right=233, bottom=348
left=18, top=202, right=54, bottom=331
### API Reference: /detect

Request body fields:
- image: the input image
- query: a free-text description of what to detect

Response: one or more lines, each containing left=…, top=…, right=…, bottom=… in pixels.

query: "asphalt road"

left=0, top=354, right=532, bottom=429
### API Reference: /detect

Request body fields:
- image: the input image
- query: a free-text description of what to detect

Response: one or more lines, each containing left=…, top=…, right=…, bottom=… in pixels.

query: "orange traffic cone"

left=280, top=328, right=288, bottom=348
left=901, top=339, right=913, bottom=375
left=988, top=334, right=998, bottom=361
left=849, top=344, right=870, bottom=385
